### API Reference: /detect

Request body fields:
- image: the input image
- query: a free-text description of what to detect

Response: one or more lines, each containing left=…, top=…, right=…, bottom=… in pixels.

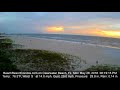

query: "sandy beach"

left=9, top=35, right=120, bottom=66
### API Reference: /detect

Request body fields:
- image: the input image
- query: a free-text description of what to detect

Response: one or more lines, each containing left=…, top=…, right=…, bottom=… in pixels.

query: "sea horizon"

left=5, top=33, right=120, bottom=39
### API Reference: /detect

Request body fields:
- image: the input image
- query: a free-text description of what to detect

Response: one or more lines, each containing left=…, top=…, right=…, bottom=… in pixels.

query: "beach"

left=9, top=35, right=120, bottom=66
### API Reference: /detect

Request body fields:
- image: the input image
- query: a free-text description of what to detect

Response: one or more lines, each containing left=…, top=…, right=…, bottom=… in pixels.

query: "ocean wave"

left=12, top=34, right=120, bottom=49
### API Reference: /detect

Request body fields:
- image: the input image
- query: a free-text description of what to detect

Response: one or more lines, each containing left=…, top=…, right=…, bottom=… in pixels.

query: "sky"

left=0, top=12, right=120, bottom=38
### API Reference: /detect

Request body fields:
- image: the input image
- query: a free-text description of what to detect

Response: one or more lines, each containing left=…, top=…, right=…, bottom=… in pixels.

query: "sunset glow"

left=46, top=26, right=64, bottom=33
left=101, top=30, right=120, bottom=38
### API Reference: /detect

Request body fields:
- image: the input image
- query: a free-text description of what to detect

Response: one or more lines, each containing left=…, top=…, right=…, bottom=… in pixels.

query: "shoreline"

left=11, top=35, right=120, bottom=50
left=9, top=35, right=120, bottom=66
left=29, top=36, right=120, bottom=50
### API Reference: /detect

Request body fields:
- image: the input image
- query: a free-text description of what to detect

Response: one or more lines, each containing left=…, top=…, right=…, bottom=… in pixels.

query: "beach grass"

left=0, top=36, right=19, bottom=71
left=0, top=38, right=13, bottom=49
left=84, top=64, right=120, bottom=72
left=9, top=49, right=82, bottom=71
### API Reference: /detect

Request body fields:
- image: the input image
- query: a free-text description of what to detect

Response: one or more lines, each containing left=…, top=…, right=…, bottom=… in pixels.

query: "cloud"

left=1, top=12, right=120, bottom=37
left=0, top=12, right=47, bottom=33
left=45, top=26, right=64, bottom=33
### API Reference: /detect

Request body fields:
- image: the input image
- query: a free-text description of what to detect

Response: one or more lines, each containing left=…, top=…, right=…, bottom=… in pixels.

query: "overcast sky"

left=0, top=12, right=120, bottom=38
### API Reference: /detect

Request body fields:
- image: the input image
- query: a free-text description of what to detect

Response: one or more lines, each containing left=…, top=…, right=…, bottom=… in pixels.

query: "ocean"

left=14, top=33, right=120, bottom=49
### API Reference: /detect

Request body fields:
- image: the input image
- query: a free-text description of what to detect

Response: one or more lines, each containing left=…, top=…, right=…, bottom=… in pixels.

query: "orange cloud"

left=46, top=26, right=64, bottom=33
left=100, top=30, right=120, bottom=38
left=64, top=29, right=120, bottom=38
left=45, top=24, right=120, bottom=38
left=64, top=29, right=101, bottom=35
left=64, top=24, right=120, bottom=38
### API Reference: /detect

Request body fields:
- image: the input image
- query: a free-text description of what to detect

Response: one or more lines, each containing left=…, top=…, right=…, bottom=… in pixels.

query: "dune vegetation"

left=9, top=49, right=84, bottom=71
left=84, top=64, right=120, bottom=73
left=0, top=34, right=19, bottom=71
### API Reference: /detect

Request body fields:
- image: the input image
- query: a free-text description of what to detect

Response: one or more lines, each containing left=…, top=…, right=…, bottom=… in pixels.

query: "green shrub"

left=0, top=63, right=19, bottom=71
left=0, top=38, right=13, bottom=49
left=85, top=64, right=120, bottom=72
left=10, top=49, right=81, bottom=71
left=0, top=35, right=18, bottom=71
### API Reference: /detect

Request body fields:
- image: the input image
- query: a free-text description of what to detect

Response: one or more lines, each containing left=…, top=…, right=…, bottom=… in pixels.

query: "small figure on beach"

left=96, top=60, right=98, bottom=65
